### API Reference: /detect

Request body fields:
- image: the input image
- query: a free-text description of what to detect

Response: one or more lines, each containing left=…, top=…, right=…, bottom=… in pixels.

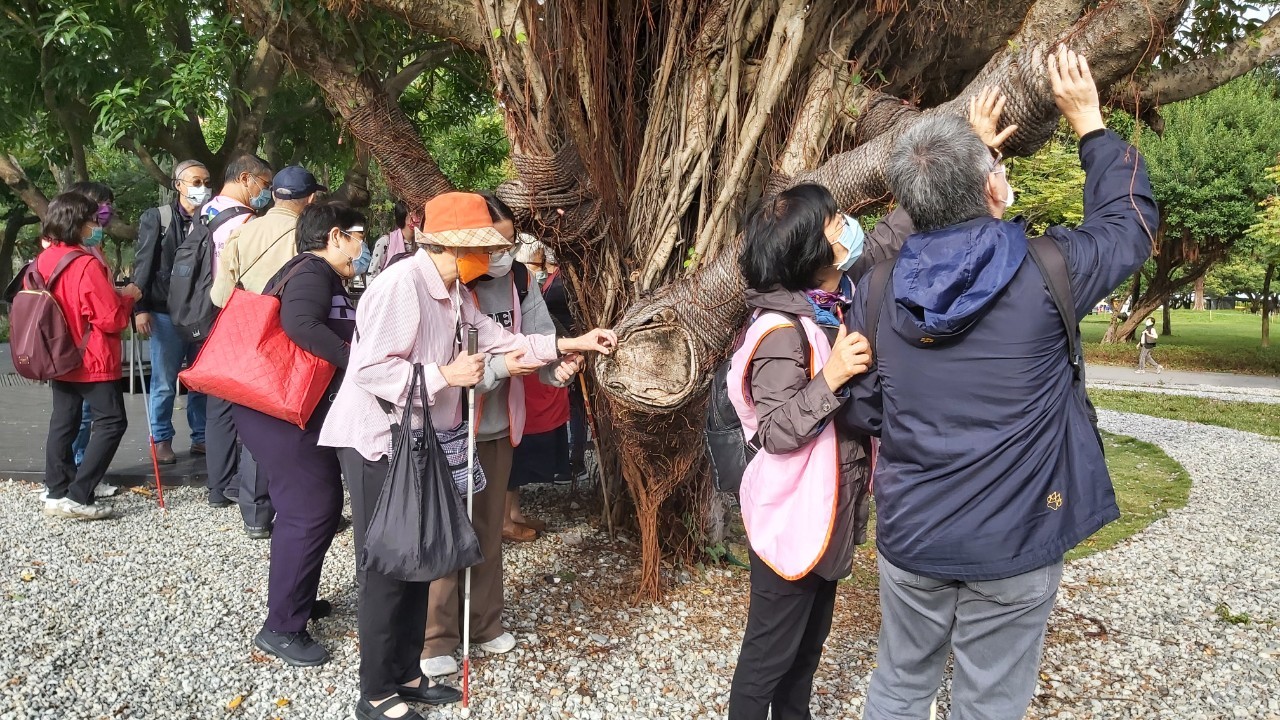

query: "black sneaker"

left=309, top=599, right=332, bottom=620
left=254, top=628, right=330, bottom=667
left=355, top=698, right=424, bottom=720
left=208, top=493, right=233, bottom=508
left=244, top=524, right=272, bottom=540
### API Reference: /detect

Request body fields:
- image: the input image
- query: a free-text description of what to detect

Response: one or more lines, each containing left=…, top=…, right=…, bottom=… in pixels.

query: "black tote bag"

left=360, top=363, right=484, bottom=582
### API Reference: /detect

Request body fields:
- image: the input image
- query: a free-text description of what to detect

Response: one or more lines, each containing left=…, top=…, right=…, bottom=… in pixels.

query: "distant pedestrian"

left=369, top=199, right=419, bottom=278
left=36, top=192, right=142, bottom=520
left=1137, top=317, right=1163, bottom=374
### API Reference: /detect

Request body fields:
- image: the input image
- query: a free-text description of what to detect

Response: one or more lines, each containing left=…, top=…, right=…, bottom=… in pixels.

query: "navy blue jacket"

left=844, top=130, right=1158, bottom=581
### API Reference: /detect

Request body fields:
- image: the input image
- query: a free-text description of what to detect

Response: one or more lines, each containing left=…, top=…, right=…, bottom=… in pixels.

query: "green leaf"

left=491, top=28, right=502, bottom=39
left=515, top=30, right=527, bottom=44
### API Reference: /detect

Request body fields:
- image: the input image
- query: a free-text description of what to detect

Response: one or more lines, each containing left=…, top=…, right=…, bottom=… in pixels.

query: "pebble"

left=1, top=409, right=1275, bottom=718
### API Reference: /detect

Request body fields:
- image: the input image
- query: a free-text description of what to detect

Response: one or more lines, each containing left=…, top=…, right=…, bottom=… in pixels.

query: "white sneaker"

left=420, top=655, right=458, bottom=677
left=1135, top=370, right=1146, bottom=374
left=1156, top=366, right=1163, bottom=374
left=478, top=632, right=516, bottom=655
left=45, top=497, right=113, bottom=521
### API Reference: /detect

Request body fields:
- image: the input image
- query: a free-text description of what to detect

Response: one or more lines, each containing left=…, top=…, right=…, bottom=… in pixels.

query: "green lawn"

left=1090, top=389, right=1280, bottom=439
left=1082, top=309, right=1279, bottom=375
left=1066, top=431, right=1191, bottom=561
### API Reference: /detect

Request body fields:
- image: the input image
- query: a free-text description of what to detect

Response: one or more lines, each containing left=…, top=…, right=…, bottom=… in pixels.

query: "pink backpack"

left=9, top=250, right=90, bottom=381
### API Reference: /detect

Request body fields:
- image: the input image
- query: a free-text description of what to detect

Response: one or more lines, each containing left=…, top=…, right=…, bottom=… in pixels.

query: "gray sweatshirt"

left=473, top=270, right=564, bottom=442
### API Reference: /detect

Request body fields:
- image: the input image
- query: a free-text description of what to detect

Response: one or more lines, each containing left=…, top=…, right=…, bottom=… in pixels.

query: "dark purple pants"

left=232, top=401, right=342, bottom=633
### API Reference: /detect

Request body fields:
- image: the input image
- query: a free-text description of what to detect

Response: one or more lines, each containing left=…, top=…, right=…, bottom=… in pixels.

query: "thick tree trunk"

left=1194, top=275, right=1206, bottom=311
left=232, top=0, right=1280, bottom=600
left=1162, top=299, right=1172, bottom=336
left=1, top=210, right=39, bottom=303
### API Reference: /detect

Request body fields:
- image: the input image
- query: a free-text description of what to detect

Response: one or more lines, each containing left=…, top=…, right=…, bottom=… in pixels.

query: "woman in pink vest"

left=727, top=184, right=874, bottom=720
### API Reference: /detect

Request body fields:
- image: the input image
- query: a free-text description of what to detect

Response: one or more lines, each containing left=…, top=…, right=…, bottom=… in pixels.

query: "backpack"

left=862, top=234, right=1097, bottom=426
left=8, top=250, right=91, bottom=381
left=705, top=311, right=811, bottom=493
left=168, top=205, right=253, bottom=342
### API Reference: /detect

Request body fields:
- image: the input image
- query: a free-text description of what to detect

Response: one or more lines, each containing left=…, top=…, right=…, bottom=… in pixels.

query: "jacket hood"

left=891, top=216, right=1028, bottom=342
left=744, top=286, right=817, bottom=318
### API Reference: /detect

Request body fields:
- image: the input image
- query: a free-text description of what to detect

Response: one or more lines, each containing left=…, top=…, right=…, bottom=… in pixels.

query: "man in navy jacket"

left=845, top=48, right=1158, bottom=720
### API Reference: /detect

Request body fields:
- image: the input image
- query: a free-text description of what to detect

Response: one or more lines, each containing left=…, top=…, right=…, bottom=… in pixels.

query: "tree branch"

left=1124, top=13, right=1280, bottom=108
left=330, top=0, right=486, bottom=50
left=384, top=42, right=458, bottom=98
left=119, top=138, right=172, bottom=186
left=0, top=153, right=50, bottom=219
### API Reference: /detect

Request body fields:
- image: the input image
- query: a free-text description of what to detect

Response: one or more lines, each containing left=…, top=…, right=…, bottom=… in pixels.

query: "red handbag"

left=180, top=268, right=335, bottom=429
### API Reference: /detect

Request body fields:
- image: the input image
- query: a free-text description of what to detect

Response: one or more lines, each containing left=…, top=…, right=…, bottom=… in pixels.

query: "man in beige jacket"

left=209, top=164, right=325, bottom=538
left=211, top=165, right=326, bottom=306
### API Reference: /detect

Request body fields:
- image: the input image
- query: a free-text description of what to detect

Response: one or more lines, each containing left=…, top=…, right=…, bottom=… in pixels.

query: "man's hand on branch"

left=1048, top=46, right=1105, bottom=138
left=968, top=86, right=1018, bottom=149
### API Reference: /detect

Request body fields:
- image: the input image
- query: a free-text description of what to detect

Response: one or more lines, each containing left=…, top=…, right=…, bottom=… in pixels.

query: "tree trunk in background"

left=1263, top=262, right=1275, bottom=348
left=1194, top=275, right=1206, bottom=310
left=1162, top=299, right=1172, bottom=336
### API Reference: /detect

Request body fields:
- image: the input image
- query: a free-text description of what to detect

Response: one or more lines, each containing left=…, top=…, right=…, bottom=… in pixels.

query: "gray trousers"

left=864, top=555, right=1064, bottom=720
left=1138, top=346, right=1161, bottom=371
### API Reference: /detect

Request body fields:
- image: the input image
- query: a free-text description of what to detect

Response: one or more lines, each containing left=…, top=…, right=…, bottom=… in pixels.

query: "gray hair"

left=172, top=159, right=207, bottom=182
left=885, top=114, right=992, bottom=232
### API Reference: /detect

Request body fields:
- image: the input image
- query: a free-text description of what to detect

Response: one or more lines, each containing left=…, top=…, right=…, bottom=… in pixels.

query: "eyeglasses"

left=179, top=177, right=211, bottom=187
left=989, top=147, right=1007, bottom=176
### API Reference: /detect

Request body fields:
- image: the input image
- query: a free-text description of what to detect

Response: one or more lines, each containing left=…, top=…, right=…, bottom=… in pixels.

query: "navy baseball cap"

left=272, top=165, right=328, bottom=199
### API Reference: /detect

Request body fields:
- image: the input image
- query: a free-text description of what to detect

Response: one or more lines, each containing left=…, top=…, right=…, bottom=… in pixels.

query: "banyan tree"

left=231, top=0, right=1280, bottom=598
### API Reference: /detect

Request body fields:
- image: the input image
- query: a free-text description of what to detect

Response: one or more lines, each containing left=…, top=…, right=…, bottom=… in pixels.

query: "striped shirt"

left=317, top=249, right=559, bottom=461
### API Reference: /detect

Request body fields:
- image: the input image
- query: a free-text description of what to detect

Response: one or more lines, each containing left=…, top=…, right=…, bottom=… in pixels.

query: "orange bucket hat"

left=420, top=192, right=512, bottom=249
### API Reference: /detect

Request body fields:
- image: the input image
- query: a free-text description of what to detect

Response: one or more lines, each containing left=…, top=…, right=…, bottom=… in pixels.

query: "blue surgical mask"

left=835, top=214, right=865, bottom=273
left=85, top=227, right=104, bottom=247
left=250, top=187, right=272, bottom=211
left=353, top=242, right=372, bottom=275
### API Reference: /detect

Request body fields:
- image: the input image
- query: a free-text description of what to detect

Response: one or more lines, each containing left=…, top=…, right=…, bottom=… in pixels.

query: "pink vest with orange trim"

left=727, top=312, right=840, bottom=581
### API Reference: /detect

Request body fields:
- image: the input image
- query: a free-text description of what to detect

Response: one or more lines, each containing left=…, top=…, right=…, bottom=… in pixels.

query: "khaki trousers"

left=423, top=438, right=510, bottom=657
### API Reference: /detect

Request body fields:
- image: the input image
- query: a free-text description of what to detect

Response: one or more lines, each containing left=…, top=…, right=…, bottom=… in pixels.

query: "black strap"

left=237, top=228, right=295, bottom=285
left=512, top=261, right=529, bottom=302
left=264, top=256, right=318, bottom=298
left=864, top=259, right=894, bottom=358
left=1025, top=235, right=1083, bottom=381
left=205, top=205, right=254, bottom=235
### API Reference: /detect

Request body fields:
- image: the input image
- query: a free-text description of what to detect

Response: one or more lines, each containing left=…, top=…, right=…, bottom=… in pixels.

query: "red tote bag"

left=180, top=274, right=335, bottom=429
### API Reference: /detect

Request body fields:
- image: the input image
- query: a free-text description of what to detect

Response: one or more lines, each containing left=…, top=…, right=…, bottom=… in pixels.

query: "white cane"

left=461, top=327, right=479, bottom=714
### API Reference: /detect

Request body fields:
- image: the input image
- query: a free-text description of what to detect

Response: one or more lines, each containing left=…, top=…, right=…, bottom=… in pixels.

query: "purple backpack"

left=9, top=250, right=90, bottom=381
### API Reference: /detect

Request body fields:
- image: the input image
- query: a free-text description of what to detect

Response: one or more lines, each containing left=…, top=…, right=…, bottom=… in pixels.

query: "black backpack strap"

left=512, top=262, right=529, bottom=302
left=863, top=259, right=894, bottom=358
left=1026, top=235, right=1083, bottom=381
left=205, top=205, right=254, bottom=235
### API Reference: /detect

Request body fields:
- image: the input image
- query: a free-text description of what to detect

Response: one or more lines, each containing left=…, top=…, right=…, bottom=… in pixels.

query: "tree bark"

left=0, top=154, right=50, bottom=219
left=1162, top=297, right=1171, bottom=336
left=1, top=208, right=39, bottom=300
left=1194, top=274, right=1206, bottom=311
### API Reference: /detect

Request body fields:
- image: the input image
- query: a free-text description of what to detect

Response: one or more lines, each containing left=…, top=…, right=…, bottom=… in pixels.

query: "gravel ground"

left=2, top=410, right=1277, bottom=719
left=1088, top=379, right=1280, bottom=405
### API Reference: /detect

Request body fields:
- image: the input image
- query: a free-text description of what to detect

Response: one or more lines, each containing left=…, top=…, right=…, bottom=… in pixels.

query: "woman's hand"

left=504, top=349, right=544, bottom=377
left=553, top=353, right=584, bottom=384
left=441, top=352, right=486, bottom=387
left=968, top=86, right=1018, bottom=149
left=821, top=325, right=872, bottom=392
left=557, top=328, right=618, bottom=355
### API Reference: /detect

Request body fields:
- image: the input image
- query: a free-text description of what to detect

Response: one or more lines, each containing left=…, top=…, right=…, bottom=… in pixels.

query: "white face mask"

left=184, top=186, right=212, bottom=206
left=487, top=250, right=515, bottom=278
left=1004, top=180, right=1015, bottom=210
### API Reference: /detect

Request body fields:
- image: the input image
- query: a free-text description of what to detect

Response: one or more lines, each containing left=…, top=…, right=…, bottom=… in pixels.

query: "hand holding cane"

left=461, top=326, right=479, bottom=714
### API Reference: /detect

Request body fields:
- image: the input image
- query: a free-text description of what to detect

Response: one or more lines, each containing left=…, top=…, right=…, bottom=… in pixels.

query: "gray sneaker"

left=44, top=497, right=112, bottom=521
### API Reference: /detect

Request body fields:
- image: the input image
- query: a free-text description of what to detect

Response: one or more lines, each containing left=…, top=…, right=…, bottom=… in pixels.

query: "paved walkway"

left=1086, top=364, right=1280, bottom=404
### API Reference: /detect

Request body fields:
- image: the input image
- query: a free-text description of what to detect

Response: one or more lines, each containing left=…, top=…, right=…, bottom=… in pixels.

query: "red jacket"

left=34, top=243, right=134, bottom=383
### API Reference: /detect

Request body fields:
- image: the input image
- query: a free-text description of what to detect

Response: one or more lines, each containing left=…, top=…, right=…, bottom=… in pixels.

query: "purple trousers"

left=232, top=401, right=342, bottom=633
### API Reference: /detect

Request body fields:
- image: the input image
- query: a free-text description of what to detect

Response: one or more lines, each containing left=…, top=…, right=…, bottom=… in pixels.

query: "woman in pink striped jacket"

left=319, top=191, right=614, bottom=720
